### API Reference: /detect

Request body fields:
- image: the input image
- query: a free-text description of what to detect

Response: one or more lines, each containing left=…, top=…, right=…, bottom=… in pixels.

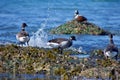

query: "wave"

left=29, top=25, right=48, bottom=48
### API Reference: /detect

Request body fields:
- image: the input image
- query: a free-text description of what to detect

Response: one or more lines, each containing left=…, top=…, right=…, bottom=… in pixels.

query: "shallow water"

left=0, top=73, right=111, bottom=80
left=0, top=1, right=120, bottom=79
left=71, top=54, right=90, bottom=58
left=0, top=0, right=120, bottom=52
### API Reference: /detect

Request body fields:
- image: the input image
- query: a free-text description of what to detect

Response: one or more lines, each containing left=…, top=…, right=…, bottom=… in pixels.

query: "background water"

left=0, top=0, right=120, bottom=52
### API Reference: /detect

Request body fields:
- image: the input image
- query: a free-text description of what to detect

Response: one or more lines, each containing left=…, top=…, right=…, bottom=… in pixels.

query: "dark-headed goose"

left=47, top=36, right=76, bottom=54
left=104, top=34, right=118, bottom=60
left=16, top=23, right=30, bottom=46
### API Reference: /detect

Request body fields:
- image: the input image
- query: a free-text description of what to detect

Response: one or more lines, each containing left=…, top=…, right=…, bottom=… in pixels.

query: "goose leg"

left=58, top=47, right=63, bottom=54
left=60, top=48, right=63, bottom=54
left=27, top=41, right=29, bottom=46
left=18, top=42, right=23, bottom=47
left=115, top=54, right=118, bottom=60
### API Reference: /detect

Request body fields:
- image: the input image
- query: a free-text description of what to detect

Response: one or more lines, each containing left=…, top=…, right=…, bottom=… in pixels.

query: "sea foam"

left=29, top=26, right=48, bottom=48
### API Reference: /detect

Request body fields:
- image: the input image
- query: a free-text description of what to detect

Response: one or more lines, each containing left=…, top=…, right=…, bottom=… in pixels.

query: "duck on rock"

left=16, top=23, right=30, bottom=46
left=74, top=10, right=87, bottom=22
left=104, top=34, right=119, bottom=60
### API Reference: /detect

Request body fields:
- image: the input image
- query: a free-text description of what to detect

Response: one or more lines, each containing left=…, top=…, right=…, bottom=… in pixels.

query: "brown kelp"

left=0, top=44, right=120, bottom=79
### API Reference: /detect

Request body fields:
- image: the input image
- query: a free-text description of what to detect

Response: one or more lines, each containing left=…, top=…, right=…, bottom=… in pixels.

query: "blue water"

left=0, top=0, right=120, bottom=52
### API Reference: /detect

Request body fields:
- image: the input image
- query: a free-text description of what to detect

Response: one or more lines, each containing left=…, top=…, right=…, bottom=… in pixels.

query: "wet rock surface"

left=50, top=20, right=111, bottom=35
left=0, top=44, right=120, bottom=80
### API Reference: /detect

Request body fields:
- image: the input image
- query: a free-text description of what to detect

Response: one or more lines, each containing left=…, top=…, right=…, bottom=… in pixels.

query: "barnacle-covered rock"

left=0, top=44, right=82, bottom=75
left=0, top=44, right=120, bottom=79
left=50, top=20, right=111, bottom=35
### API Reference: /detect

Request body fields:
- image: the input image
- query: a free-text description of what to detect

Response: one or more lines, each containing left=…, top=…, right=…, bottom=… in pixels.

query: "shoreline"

left=0, top=44, right=120, bottom=79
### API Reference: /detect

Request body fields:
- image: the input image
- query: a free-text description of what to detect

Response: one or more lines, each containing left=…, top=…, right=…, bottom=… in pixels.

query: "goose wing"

left=17, top=31, right=29, bottom=37
left=105, top=44, right=118, bottom=52
left=48, top=38, right=68, bottom=44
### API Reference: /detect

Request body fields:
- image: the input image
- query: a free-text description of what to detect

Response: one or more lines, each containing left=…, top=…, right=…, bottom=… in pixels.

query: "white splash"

left=29, top=27, right=48, bottom=48
left=78, top=47, right=87, bottom=54
left=68, top=47, right=87, bottom=54
left=28, top=7, right=50, bottom=48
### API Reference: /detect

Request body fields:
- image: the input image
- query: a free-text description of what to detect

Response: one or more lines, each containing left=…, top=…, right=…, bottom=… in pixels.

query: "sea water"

left=0, top=1, right=120, bottom=79
left=0, top=0, right=120, bottom=52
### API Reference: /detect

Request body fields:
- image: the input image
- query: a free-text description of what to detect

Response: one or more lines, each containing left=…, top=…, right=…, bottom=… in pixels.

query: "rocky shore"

left=0, top=44, right=120, bottom=80
left=50, top=20, right=111, bottom=35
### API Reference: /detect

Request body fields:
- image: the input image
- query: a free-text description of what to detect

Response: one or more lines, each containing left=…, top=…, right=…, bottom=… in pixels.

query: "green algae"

left=50, top=20, right=110, bottom=35
left=0, top=44, right=120, bottom=79
left=0, top=44, right=82, bottom=75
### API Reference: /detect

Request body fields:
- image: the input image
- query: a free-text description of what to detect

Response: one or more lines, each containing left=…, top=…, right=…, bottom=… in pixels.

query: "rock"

left=50, top=20, right=111, bottom=35
left=0, top=44, right=119, bottom=79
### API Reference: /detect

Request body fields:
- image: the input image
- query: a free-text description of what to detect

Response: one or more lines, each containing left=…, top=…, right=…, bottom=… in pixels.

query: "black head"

left=75, top=10, right=79, bottom=15
left=109, top=34, right=113, bottom=39
left=22, top=23, right=27, bottom=28
left=70, top=36, right=76, bottom=41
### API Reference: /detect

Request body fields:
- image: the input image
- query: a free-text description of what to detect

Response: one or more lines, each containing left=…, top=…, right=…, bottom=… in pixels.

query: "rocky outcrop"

left=0, top=45, right=119, bottom=79
left=50, top=20, right=110, bottom=35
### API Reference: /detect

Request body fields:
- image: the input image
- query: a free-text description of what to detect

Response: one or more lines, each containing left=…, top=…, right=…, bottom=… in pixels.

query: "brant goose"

left=16, top=23, right=30, bottom=46
left=47, top=36, right=76, bottom=54
left=104, top=34, right=118, bottom=60
left=74, top=10, right=87, bottom=22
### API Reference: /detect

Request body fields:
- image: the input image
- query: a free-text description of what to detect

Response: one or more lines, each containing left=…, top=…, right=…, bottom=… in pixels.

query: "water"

left=1, top=1, right=120, bottom=79
left=0, top=0, right=120, bottom=51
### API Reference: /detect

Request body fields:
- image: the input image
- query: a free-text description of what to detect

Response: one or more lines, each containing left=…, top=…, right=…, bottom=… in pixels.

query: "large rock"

left=50, top=20, right=110, bottom=35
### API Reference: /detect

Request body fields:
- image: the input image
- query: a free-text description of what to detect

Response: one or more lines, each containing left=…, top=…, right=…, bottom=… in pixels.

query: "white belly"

left=60, top=41, right=69, bottom=48
left=47, top=41, right=70, bottom=48
left=74, top=15, right=79, bottom=19
left=47, top=42, right=60, bottom=48
left=105, top=51, right=117, bottom=58
left=17, top=36, right=30, bottom=42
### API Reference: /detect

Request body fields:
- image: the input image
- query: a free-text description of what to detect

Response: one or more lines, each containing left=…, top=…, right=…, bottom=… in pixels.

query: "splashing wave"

left=29, top=28, right=48, bottom=48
